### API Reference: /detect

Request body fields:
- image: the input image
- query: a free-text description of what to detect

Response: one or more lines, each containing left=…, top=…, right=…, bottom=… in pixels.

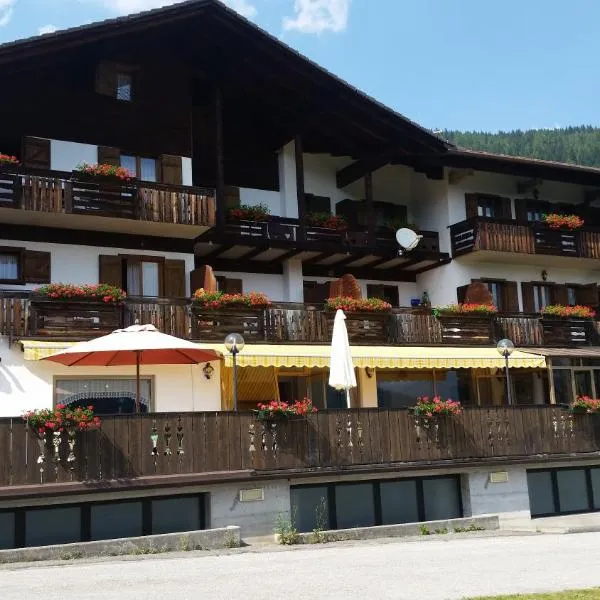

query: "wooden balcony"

left=197, top=218, right=448, bottom=281
left=0, top=166, right=216, bottom=235
left=450, top=217, right=600, bottom=260
left=1, top=407, right=599, bottom=492
left=1, top=295, right=599, bottom=347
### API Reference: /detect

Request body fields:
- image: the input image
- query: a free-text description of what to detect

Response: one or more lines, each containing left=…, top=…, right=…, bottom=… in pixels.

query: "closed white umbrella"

left=328, top=309, right=357, bottom=408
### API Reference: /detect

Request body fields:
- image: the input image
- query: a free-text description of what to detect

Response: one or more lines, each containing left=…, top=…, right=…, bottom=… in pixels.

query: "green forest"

left=442, top=126, right=600, bottom=168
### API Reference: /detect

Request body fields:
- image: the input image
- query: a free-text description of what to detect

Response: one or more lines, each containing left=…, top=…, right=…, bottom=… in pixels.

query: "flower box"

left=254, top=399, right=317, bottom=420
left=73, top=163, right=135, bottom=182
left=227, top=203, right=270, bottom=222
left=34, top=283, right=126, bottom=304
left=569, top=396, right=600, bottom=414
left=307, top=213, right=347, bottom=231
left=433, top=303, right=498, bottom=317
left=541, top=305, right=596, bottom=319
left=325, top=297, right=392, bottom=313
left=542, top=213, right=584, bottom=230
left=0, top=153, right=20, bottom=167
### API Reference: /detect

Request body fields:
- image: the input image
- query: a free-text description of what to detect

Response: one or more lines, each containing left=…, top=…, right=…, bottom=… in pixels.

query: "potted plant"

left=0, top=153, right=20, bottom=167
left=569, top=396, right=600, bottom=414
left=541, top=305, right=596, bottom=319
left=307, top=212, right=348, bottom=231
left=73, top=162, right=135, bottom=182
left=542, top=213, right=584, bottom=230
left=34, top=283, right=127, bottom=304
left=227, top=203, right=270, bottom=222
left=254, top=398, right=317, bottom=420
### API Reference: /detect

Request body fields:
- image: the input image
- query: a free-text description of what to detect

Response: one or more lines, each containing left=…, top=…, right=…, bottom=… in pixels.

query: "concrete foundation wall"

left=209, top=480, right=290, bottom=538
left=463, top=467, right=531, bottom=528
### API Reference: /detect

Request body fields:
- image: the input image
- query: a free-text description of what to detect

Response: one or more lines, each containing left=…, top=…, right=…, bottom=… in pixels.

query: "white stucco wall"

left=213, top=271, right=286, bottom=302
left=239, top=188, right=283, bottom=217
left=0, top=240, right=195, bottom=295
left=50, top=140, right=98, bottom=172
left=0, top=343, right=221, bottom=417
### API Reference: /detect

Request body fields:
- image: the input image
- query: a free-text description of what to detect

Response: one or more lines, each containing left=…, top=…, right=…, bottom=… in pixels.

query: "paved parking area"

left=3, top=532, right=600, bottom=599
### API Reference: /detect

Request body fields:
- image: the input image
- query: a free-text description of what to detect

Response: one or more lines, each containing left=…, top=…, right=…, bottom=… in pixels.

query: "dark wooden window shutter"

left=577, top=283, right=598, bottom=306
left=163, top=259, right=186, bottom=297
left=497, top=197, right=512, bottom=219
left=502, top=281, right=519, bottom=313
left=465, top=193, right=479, bottom=219
left=223, top=186, right=241, bottom=210
left=99, top=255, right=123, bottom=287
left=160, top=155, right=183, bottom=185
left=98, top=146, right=121, bottom=167
left=456, top=284, right=469, bottom=303
left=22, top=137, right=50, bottom=170
left=306, top=194, right=331, bottom=215
left=514, top=200, right=527, bottom=223
left=552, top=284, right=569, bottom=306
left=23, top=251, right=51, bottom=283
left=95, top=62, right=117, bottom=97
left=521, top=283, right=536, bottom=313
left=218, top=277, right=243, bottom=294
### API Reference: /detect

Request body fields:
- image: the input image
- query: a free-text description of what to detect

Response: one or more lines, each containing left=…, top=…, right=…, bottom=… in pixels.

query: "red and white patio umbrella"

left=43, top=324, right=222, bottom=412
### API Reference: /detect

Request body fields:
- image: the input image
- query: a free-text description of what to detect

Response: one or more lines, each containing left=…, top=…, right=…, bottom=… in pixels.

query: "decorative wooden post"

left=295, top=135, right=306, bottom=241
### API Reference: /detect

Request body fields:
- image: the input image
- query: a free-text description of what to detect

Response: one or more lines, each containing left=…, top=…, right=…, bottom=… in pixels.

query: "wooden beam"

left=337, top=154, right=389, bottom=189
left=215, top=86, right=226, bottom=230
left=295, top=134, right=307, bottom=239
left=242, top=246, right=270, bottom=260
left=199, top=244, right=234, bottom=261
left=301, top=252, right=327, bottom=266
left=276, top=249, right=305, bottom=262
left=365, top=171, right=375, bottom=244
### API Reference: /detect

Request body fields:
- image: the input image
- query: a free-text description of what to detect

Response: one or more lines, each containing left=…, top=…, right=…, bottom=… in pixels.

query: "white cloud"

left=38, top=24, right=58, bottom=35
left=282, top=0, right=349, bottom=34
left=0, top=0, right=15, bottom=27
left=90, top=0, right=256, bottom=18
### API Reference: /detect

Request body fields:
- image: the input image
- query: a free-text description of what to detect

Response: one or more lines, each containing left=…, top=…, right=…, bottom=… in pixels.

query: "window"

left=277, top=368, right=355, bottom=409
left=55, top=378, right=152, bottom=414
left=366, top=284, right=399, bottom=308
left=567, top=286, right=578, bottom=306
left=478, top=197, right=497, bottom=218
left=527, top=467, right=600, bottom=517
left=120, top=155, right=157, bottom=182
left=291, top=475, right=462, bottom=533
left=116, top=72, right=133, bottom=102
left=0, top=250, right=21, bottom=282
left=127, top=258, right=161, bottom=297
left=532, top=284, right=552, bottom=312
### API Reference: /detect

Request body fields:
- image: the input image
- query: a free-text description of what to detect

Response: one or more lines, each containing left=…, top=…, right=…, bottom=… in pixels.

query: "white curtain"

left=141, top=262, right=159, bottom=297
left=126, top=262, right=141, bottom=296
left=0, top=254, right=18, bottom=280
left=55, top=378, right=151, bottom=409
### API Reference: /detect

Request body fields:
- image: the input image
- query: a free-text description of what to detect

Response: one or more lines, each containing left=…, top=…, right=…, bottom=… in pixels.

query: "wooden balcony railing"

left=0, top=167, right=216, bottom=227
left=450, top=217, right=600, bottom=259
left=225, top=217, right=441, bottom=252
left=1, top=407, right=599, bottom=489
left=2, top=295, right=599, bottom=347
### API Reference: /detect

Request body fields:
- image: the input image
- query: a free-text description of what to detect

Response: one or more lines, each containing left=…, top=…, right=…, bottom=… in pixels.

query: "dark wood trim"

left=337, top=154, right=389, bottom=189
left=295, top=135, right=306, bottom=239
left=242, top=246, right=270, bottom=260
left=215, top=86, right=226, bottom=231
left=0, top=224, right=195, bottom=254
left=276, top=249, right=306, bottom=262
left=202, top=244, right=235, bottom=261
left=365, top=172, right=375, bottom=244
left=301, top=252, right=327, bottom=266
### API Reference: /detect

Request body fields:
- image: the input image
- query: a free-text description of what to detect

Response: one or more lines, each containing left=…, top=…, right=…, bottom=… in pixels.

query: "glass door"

left=573, top=370, right=593, bottom=398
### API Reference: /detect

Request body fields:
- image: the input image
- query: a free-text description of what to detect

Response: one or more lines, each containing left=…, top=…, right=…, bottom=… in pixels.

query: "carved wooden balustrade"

left=0, top=407, right=598, bottom=488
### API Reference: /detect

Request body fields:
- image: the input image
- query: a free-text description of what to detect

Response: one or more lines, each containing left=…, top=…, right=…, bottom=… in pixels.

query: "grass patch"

left=467, top=589, right=600, bottom=599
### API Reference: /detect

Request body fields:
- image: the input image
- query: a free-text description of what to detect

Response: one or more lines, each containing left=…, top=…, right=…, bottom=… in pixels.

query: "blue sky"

left=1, top=0, right=599, bottom=132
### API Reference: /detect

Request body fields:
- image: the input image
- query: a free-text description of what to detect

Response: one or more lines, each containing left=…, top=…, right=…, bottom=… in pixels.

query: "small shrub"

left=434, top=527, right=448, bottom=535
left=275, top=513, right=299, bottom=545
left=224, top=531, right=240, bottom=549
left=419, top=524, right=431, bottom=536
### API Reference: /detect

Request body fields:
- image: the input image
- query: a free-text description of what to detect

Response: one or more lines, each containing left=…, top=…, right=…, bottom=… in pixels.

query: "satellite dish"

left=396, top=228, right=423, bottom=252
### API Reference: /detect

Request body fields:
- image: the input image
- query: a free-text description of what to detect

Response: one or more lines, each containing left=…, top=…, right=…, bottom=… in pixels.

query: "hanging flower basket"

left=542, top=213, right=584, bottom=230
left=411, top=396, right=462, bottom=429
left=24, top=404, right=101, bottom=438
left=254, top=399, right=317, bottom=420
left=569, top=396, right=600, bottom=414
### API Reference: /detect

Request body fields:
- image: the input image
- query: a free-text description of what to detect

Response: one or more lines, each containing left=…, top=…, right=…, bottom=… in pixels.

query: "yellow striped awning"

left=20, top=341, right=75, bottom=361
left=193, top=344, right=547, bottom=370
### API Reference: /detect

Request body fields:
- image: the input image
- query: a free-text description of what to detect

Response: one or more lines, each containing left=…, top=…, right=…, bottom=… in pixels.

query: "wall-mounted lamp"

left=365, top=367, right=374, bottom=379
left=203, top=362, right=215, bottom=380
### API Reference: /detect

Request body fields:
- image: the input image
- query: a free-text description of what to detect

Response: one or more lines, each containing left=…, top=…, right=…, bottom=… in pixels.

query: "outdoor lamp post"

left=496, top=338, right=515, bottom=406
left=225, top=333, right=245, bottom=411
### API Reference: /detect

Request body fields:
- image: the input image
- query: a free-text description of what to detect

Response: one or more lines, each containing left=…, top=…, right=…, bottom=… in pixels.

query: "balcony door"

left=465, top=194, right=512, bottom=220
